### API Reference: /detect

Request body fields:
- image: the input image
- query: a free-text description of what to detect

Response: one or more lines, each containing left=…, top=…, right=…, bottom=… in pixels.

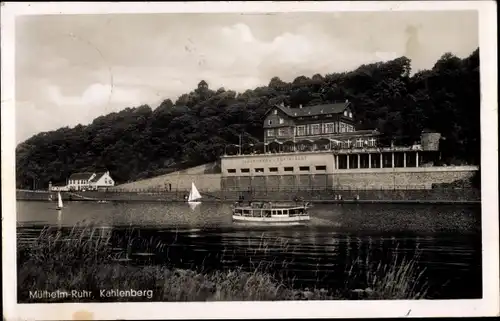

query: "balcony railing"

left=222, top=143, right=423, bottom=157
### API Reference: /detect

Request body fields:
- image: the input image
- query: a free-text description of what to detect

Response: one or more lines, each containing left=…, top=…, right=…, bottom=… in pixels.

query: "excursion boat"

left=232, top=200, right=311, bottom=224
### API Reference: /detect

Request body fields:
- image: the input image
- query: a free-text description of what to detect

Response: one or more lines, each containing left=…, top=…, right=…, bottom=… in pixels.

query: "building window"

left=340, top=123, right=346, bottom=132
left=279, top=118, right=284, bottom=124
left=369, top=138, right=376, bottom=147
left=241, top=168, right=250, bottom=173
left=296, top=125, right=305, bottom=136
left=284, top=167, right=294, bottom=172
left=315, top=165, right=327, bottom=171
left=273, top=109, right=278, bottom=115
left=269, top=167, right=278, bottom=172
left=268, top=120, right=273, bottom=125
left=227, top=169, right=236, bottom=173
left=344, top=110, right=348, bottom=116
left=311, top=124, right=320, bottom=135
left=267, top=129, right=274, bottom=137
left=325, top=123, right=334, bottom=133
left=299, top=166, right=310, bottom=171
left=356, top=138, right=364, bottom=148
left=255, top=168, right=264, bottom=173
left=278, top=128, right=287, bottom=136
left=349, top=111, right=353, bottom=118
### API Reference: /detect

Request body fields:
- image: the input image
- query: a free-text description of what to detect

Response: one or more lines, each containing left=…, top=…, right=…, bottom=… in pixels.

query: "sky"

left=15, top=11, right=479, bottom=144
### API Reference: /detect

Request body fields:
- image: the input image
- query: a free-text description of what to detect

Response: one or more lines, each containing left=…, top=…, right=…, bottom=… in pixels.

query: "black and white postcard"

left=2, top=1, right=498, bottom=320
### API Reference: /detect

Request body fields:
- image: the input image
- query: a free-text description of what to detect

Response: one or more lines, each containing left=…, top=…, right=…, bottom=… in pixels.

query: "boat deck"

left=232, top=201, right=310, bottom=220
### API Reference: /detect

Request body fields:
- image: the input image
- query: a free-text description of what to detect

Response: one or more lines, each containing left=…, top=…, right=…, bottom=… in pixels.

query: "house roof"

left=69, top=172, right=94, bottom=180
left=267, top=101, right=351, bottom=118
left=89, top=172, right=107, bottom=183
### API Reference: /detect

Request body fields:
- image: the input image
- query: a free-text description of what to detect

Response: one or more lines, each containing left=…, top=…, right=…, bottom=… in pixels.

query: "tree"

left=15, top=48, right=481, bottom=188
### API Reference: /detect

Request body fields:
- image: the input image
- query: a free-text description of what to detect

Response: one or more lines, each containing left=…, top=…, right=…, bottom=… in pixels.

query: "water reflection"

left=56, top=210, right=62, bottom=230
left=188, top=202, right=201, bottom=211
left=16, top=201, right=482, bottom=299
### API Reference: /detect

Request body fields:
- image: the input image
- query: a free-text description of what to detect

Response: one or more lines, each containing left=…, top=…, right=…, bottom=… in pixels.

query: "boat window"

left=269, top=167, right=278, bottom=172
left=290, top=209, right=296, bottom=215
left=299, top=166, right=310, bottom=171
left=241, top=168, right=250, bottom=173
left=255, top=168, right=264, bottom=173
left=227, top=169, right=236, bottom=173
left=284, top=167, right=294, bottom=172
left=276, top=210, right=282, bottom=215
left=315, top=165, right=327, bottom=171
left=272, top=210, right=276, bottom=215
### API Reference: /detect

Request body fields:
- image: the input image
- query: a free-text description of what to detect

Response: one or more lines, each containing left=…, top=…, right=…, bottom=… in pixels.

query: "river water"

left=16, top=201, right=482, bottom=300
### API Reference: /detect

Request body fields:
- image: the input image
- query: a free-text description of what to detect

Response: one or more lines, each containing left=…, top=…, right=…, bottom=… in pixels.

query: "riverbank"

left=16, top=198, right=481, bottom=205
left=17, top=223, right=429, bottom=302
left=16, top=188, right=481, bottom=204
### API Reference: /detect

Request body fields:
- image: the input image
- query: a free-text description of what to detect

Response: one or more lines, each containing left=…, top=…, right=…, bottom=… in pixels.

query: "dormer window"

left=273, top=109, right=278, bottom=115
left=349, top=112, right=353, bottom=118
left=344, top=110, right=348, bottom=117
left=268, top=120, right=273, bottom=125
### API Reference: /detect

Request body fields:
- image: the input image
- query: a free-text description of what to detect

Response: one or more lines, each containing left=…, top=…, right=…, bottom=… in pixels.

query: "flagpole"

left=239, top=134, right=242, bottom=155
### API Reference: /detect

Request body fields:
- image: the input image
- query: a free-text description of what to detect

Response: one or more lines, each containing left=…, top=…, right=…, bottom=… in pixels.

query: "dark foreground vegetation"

left=16, top=49, right=480, bottom=188
left=18, top=223, right=429, bottom=302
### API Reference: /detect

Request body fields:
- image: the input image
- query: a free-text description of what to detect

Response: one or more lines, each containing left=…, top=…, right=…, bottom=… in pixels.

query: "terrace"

left=223, top=139, right=424, bottom=157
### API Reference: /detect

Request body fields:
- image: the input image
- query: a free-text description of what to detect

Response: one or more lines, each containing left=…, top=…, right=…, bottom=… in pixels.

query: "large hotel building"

left=220, top=101, right=444, bottom=191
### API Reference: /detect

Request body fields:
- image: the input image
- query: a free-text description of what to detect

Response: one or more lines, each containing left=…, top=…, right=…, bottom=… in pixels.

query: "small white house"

left=67, top=171, right=115, bottom=191
left=89, top=171, right=115, bottom=189
left=67, top=172, right=95, bottom=191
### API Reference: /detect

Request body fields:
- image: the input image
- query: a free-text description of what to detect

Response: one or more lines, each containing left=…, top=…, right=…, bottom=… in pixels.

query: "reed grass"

left=17, top=222, right=428, bottom=302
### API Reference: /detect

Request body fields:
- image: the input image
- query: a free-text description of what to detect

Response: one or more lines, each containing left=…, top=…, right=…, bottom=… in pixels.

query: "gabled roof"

left=69, top=172, right=94, bottom=180
left=266, top=101, right=351, bottom=118
left=89, top=172, right=107, bottom=183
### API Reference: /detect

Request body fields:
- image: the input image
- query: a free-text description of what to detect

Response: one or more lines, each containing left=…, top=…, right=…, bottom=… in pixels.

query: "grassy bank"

left=18, top=222, right=429, bottom=302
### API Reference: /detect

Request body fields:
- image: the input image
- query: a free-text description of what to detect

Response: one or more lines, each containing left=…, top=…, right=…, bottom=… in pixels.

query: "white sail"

left=57, top=192, right=63, bottom=209
left=188, top=182, right=202, bottom=202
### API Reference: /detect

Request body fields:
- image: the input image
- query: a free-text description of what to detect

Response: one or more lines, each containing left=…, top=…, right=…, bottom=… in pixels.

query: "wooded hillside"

left=16, top=49, right=480, bottom=189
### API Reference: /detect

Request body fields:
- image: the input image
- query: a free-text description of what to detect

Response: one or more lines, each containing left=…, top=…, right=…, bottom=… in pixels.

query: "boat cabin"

left=233, top=201, right=308, bottom=218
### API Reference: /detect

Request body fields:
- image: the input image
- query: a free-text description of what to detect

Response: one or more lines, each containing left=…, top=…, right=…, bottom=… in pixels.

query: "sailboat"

left=56, top=192, right=63, bottom=210
left=187, top=182, right=202, bottom=209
